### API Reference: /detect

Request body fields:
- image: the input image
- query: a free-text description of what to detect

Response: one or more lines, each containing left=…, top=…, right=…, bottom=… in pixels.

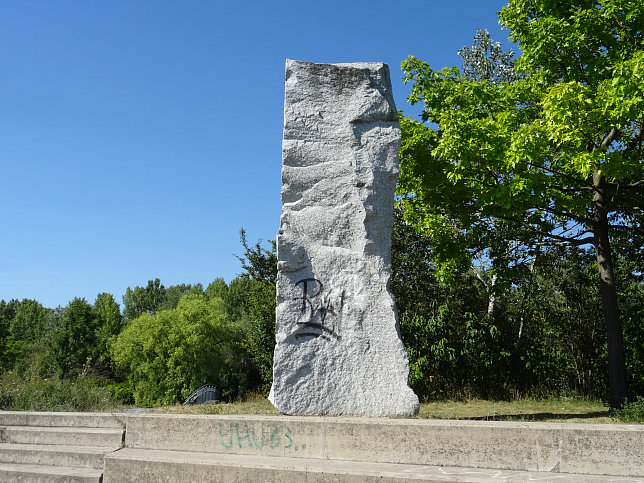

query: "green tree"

left=111, top=293, right=246, bottom=406
left=52, top=298, right=99, bottom=377
left=0, top=299, right=21, bottom=371
left=457, top=28, right=517, bottom=84
left=615, top=256, right=644, bottom=396
left=43, top=306, right=65, bottom=340
left=399, top=0, right=643, bottom=409
left=205, top=278, right=228, bottom=302
left=232, top=229, right=277, bottom=394
left=160, top=284, right=203, bottom=312
left=122, top=278, right=167, bottom=322
left=391, top=206, right=441, bottom=317
left=508, top=248, right=607, bottom=398
left=94, top=293, right=122, bottom=367
left=235, top=229, right=277, bottom=285
left=9, top=299, right=48, bottom=342
left=0, top=300, right=18, bottom=338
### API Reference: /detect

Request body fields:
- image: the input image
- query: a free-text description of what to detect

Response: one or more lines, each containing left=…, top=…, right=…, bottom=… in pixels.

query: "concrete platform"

left=1, top=411, right=643, bottom=481
left=116, top=414, right=644, bottom=477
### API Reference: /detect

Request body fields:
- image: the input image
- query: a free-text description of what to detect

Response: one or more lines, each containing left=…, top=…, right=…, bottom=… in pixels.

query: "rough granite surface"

left=269, top=60, right=419, bottom=417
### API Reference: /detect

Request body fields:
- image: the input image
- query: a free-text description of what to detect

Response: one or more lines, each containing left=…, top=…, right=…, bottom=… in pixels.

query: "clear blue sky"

left=1, top=1, right=511, bottom=309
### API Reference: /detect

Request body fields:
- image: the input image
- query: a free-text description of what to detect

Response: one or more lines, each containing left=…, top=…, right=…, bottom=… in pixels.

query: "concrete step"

left=0, top=443, right=113, bottom=469
left=0, top=462, right=103, bottom=483
left=0, top=411, right=125, bottom=429
left=103, top=447, right=644, bottom=482
left=118, top=413, right=644, bottom=477
left=0, top=425, right=124, bottom=447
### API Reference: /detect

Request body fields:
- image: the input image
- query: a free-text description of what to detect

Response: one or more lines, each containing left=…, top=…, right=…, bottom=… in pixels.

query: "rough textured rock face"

left=269, top=60, right=419, bottom=417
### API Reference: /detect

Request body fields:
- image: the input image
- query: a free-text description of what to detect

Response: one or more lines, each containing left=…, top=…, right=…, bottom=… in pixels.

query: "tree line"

left=1, top=217, right=641, bottom=409
left=392, top=207, right=643, bottom=403
left=0, top=231, right=277, bottom=408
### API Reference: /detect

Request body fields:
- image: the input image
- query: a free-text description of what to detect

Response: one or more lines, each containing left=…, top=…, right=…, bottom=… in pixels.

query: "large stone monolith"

left=269, top=60, right=419, bottom=417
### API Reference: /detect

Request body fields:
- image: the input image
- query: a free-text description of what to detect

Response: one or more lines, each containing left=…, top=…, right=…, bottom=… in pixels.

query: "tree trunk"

left=487, top=273, right=497, bottom=319
left=593, top=169, right=628, bottom=410
left=473, top=268, right=496, bottom=319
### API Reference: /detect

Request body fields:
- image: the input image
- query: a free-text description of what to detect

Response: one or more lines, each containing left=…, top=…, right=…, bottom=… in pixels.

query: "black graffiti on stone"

left=292, top=278, right=344, bottom=341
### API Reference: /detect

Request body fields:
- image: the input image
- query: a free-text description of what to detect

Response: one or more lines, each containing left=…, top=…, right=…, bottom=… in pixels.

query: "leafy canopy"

left=399, top=0, right=643, bottom=279
left=111, top=292, right=244, bottom=406
left=398, top=0, right=643, bottom=409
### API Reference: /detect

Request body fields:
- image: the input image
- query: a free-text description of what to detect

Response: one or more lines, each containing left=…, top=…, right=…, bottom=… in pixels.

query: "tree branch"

left=497, top=214, right=597, bottom=246
left=549, top=184, right=595, bottom=193
left=624, top=180, right=644, bottom=188
left=624, top=123, right=643, bottom=152
left=609, top=224, right=640, bottom=232
left=535, top=205, right=595, bottom=225
left=596, top=126, right=619, bottom=151
left=525, top=162, right=590, bottom=186
left=533, top=237, right=597, bottom=247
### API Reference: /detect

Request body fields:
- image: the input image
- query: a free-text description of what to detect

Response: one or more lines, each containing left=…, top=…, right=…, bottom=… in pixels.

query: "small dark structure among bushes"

left=183, top=385, right=222, bottom=405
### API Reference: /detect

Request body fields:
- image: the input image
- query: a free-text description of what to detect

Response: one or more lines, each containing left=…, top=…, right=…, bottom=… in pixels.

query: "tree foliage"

left=235, top=229, right=277, bottom=285
left=9, top=299, right=48, bottom=342
left=94, top=293, right=122, bottom=367
left=458, top=29, right=517, bottom=84
left=122, top=278, right=167, bottom=322
left=52, top=298, right=99, bottom=377
left=0, top=299, right=21, bottom=371
left=231, top=229, right=277, bottom=394
left=399, top=0, right=643, bottom=409
left=122, top=279, right=205, bottom=322
left=111, top=293, right=246, bottom=406
left=393, top=241, right=643, bottom=401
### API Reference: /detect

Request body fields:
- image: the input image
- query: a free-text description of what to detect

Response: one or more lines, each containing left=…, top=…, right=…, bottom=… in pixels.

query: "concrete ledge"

left=0, top=462, right=102, bottom=483
left=0, top=411, right=125, bottom=429
left=103, top=447, right=644, bottom=483
left=117, top=414, right=644, bottom=477
left=0, top=426, right=124, bottom=447
left=0, top=443, right=113, bottom=469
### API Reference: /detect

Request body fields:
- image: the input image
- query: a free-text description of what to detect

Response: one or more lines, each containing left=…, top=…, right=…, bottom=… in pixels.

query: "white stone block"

left=269, top=60, right=419, bottom=417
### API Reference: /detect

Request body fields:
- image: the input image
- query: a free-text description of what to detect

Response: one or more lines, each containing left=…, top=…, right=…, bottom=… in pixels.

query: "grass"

left=417, top=398, right=613, bottom=423
left=613, top=397, right=644, bottom=423
left=0, top=373, right=116, bottom=412
left=147, top=396, right=623, bottom=424
left=0, top=374, right=634, bottom=424
left=151, top=394, right=280, bottom=416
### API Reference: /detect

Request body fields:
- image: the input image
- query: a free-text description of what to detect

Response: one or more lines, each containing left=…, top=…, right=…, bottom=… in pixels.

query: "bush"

left=111, top=293, right=250, bottom=406
left=105, top=377, right=135, bottom=405
left=613, top=397, right=644, bottom=423
left=0, top=372, right=113, bottom=411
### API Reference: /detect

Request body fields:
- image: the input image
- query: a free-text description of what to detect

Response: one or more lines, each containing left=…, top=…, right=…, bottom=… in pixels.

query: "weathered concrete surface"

left=0, top=411, right=124, bottom=482
left=114, top=413, right=644, bottom=478
left=271, top=59, right=418, bottom=417
left=2, top=412, right=644, bottom=480
left=0, top=462, right=103, bottom=482
left=103, top=448, right=644, bottom=482
left=0, top=411, right=125, bottom=428
left=0, top=443, right=110, bottom=468
left=0, top=426, right=124, bottom=447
